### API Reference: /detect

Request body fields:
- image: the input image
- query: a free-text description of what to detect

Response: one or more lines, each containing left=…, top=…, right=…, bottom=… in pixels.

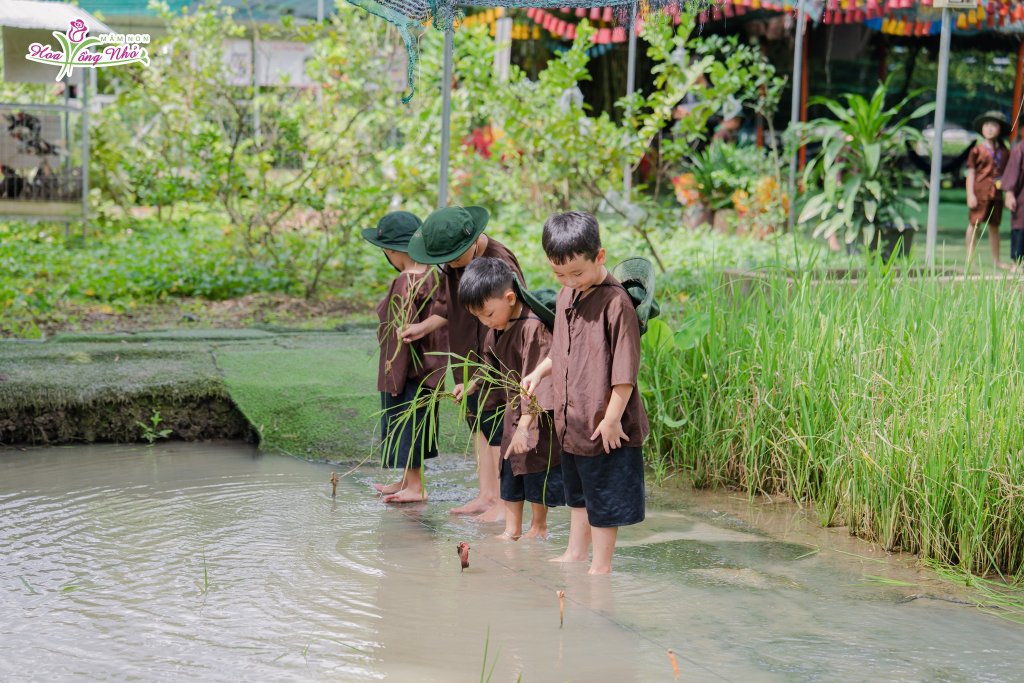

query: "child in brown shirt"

left=458, top=257, right=565, bottom=541
left=1002, top=131, right=1024, bottom=265
left=405, top=206, right=525, bottom=522
left=363, top=212, right=447, bottom=504
left=966, top=111, right=1010, bottom=268
left=522, top=211, right=650, bottom=575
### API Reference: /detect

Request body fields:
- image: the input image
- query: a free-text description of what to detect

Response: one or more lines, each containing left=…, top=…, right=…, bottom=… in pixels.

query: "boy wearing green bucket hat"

left=457, top=257, right=565, bottom=541
left=522, top=211, right=655, bottom=575
left=966, top=110, right=1011, bottom=268
left=404, top=206, right=525, bottom=520
left=362, top=211, right=447, bottom=504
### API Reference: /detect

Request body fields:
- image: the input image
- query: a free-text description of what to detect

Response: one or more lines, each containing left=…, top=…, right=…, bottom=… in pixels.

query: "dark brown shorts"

left=969, top=199, right=1004, bottom=229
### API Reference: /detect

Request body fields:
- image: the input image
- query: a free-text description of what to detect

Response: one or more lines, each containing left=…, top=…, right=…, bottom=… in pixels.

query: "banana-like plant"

left=796, top=80, right=934, bottom=248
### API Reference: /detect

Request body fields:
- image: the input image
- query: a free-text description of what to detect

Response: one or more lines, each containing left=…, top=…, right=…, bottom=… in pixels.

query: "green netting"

left=346, top=0, right=679, bottom=101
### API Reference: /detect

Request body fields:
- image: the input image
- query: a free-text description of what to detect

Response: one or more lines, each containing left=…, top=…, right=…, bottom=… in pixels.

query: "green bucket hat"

left=612, top=257, right=660, bottom=336
left=361, top=211, right=422, bottom=252
left=973, top=110, right=1010, bottom=138
left=407, top=206, right=489, bottom=265
left=512, top=277, right=557, bottom=330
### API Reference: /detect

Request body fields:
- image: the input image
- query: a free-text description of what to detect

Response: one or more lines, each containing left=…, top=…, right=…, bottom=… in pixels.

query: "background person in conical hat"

left=403, top=206, right=525, bottom=522
left=966, top=110, right=1010, bottom=269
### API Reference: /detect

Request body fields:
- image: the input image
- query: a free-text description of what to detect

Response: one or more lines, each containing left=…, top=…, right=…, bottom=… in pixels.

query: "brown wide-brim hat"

left=407, top=206, right=490, bottom=264
left=973, top=110, right=1010, bottom=138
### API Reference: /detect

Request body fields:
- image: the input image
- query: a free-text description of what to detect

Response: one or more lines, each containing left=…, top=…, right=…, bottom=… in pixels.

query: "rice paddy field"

left=642, top=267, right=1024, bottom=580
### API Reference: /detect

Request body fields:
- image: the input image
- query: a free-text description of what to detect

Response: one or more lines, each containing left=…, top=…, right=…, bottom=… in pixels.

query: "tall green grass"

left=642, top=267, right=1024, bottom=578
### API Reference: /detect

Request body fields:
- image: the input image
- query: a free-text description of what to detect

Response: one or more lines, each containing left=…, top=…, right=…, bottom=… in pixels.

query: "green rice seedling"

left=642, top=263, right=1024, bottom=578
left=926, top=560, right=1024, bottom=624
left=479, top=626, right=508, bottom=683
left=378, top=273, right=439, bottom=379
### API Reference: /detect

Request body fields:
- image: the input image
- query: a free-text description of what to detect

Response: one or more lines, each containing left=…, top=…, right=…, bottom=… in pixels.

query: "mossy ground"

left=0, top=327, right=466, bottom=460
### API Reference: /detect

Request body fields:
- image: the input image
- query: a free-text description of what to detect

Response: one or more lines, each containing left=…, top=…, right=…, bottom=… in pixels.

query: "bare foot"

left=550, top=550, right=588, bottom=563
left=383, top=489, right=428, bottom=504
left=522, top=526, right=548, bottom=540
left=449, top=496, right=493, bottom=515
left=496, top=530, right=521, bottom=541
left=476, top=503, right=506, bottom=524
left=997, top=261, right=1013, bottom=271
left=373, top=481, right=404, bottom=495
left=587, top=565, right=612, bottom=575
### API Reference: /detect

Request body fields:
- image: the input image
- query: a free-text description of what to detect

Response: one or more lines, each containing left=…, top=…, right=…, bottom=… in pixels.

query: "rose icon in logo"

left=67, top=19, right=88, bottom=43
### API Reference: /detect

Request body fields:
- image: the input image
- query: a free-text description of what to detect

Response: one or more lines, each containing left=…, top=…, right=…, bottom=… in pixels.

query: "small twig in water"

left=668, top=648, right=680, bottom=679
left=557, top=590, right=565, bottom=628
left=458, top=542, right=470, bottom=572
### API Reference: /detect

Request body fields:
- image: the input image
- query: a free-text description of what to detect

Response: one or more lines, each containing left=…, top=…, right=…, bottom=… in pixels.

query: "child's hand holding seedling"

left=507, top=416, right=535, bottom=457
left=520, top=357, right=551, bottom=398
left=452, top=380, right=479, bottom=402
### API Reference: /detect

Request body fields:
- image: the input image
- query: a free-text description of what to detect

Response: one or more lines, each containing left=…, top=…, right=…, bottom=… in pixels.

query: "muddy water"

left=2, top=443, right=1023, bottom=682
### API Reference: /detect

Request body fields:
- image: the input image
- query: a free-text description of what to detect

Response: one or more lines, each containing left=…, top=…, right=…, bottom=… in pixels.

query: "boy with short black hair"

left=403, top=206, right=525, bottom=521
left=458, top=257, right=565, bottom=540
left=362, top=211, right=447, bottom=503
left=522, top=211, right=650, bottom=575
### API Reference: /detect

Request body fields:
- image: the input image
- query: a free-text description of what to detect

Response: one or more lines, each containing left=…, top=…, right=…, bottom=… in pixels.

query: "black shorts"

left=465, top=393, right=503, bottom=445
left=561, top=447, right=645, bottom=528
left=379, top=383, right=439, bottom=470
left=500, top=457, right=566, bottom=507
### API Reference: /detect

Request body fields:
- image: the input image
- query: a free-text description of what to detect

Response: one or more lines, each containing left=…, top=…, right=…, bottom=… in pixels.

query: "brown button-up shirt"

left=1002, top=141, right=1024, bottom=230
left=435, top=236, right=524, bottom=410
left=486, top=311, right=560, bottom=476
left=550, top=272, right=649, bottom=457
left=968, top=141, right=1009, bottom=202
left=375, top=269, right=447, bottom=395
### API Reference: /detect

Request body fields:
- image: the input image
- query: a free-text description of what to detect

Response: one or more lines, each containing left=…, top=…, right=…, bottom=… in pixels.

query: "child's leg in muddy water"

left=551, top=507, right=590, bottom=563
left=450, top=432, right=498, bottom=515
left=383, top=467, right=426, bottom=503
left=498, top=500, right=523, bottom=540
left=589, top=526, right=617, bottom=575
left=475, top=443, right=505, bottom=523
left=523, top=503, right=549, bottom=539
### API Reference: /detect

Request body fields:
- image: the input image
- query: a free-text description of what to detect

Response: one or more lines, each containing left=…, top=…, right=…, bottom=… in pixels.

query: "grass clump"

left=642, top=265, right=1024, bottom=578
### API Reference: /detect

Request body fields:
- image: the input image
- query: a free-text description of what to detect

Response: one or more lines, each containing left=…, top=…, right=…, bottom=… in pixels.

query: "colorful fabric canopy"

left=347, top=0, right=1024, bottom=100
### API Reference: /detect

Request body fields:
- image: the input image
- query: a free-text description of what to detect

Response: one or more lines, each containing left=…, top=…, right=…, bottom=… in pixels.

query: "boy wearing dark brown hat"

left=966, top=110, right=1010, bottom=268
left=404, top=206, right=525, bottom=521
left=362, top=211, right=448, bottom=503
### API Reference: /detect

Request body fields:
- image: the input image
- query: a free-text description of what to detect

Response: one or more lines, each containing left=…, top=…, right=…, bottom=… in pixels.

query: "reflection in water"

left=1, top=443, right=1023, bottom=682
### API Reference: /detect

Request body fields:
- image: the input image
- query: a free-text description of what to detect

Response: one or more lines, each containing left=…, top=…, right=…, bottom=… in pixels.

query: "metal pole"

left=438, top=27, right=454, bottom=209
left=624, top=3, right=638, bottom=200
left=64, top=77, right=71, bottom=240
left=925, top=8, right=951, bottom=269
left=316, top=0, right=325, bottom=107
left=81, top=73, right=89, bottom=241
left=787, top=0, right=808, bottom=232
